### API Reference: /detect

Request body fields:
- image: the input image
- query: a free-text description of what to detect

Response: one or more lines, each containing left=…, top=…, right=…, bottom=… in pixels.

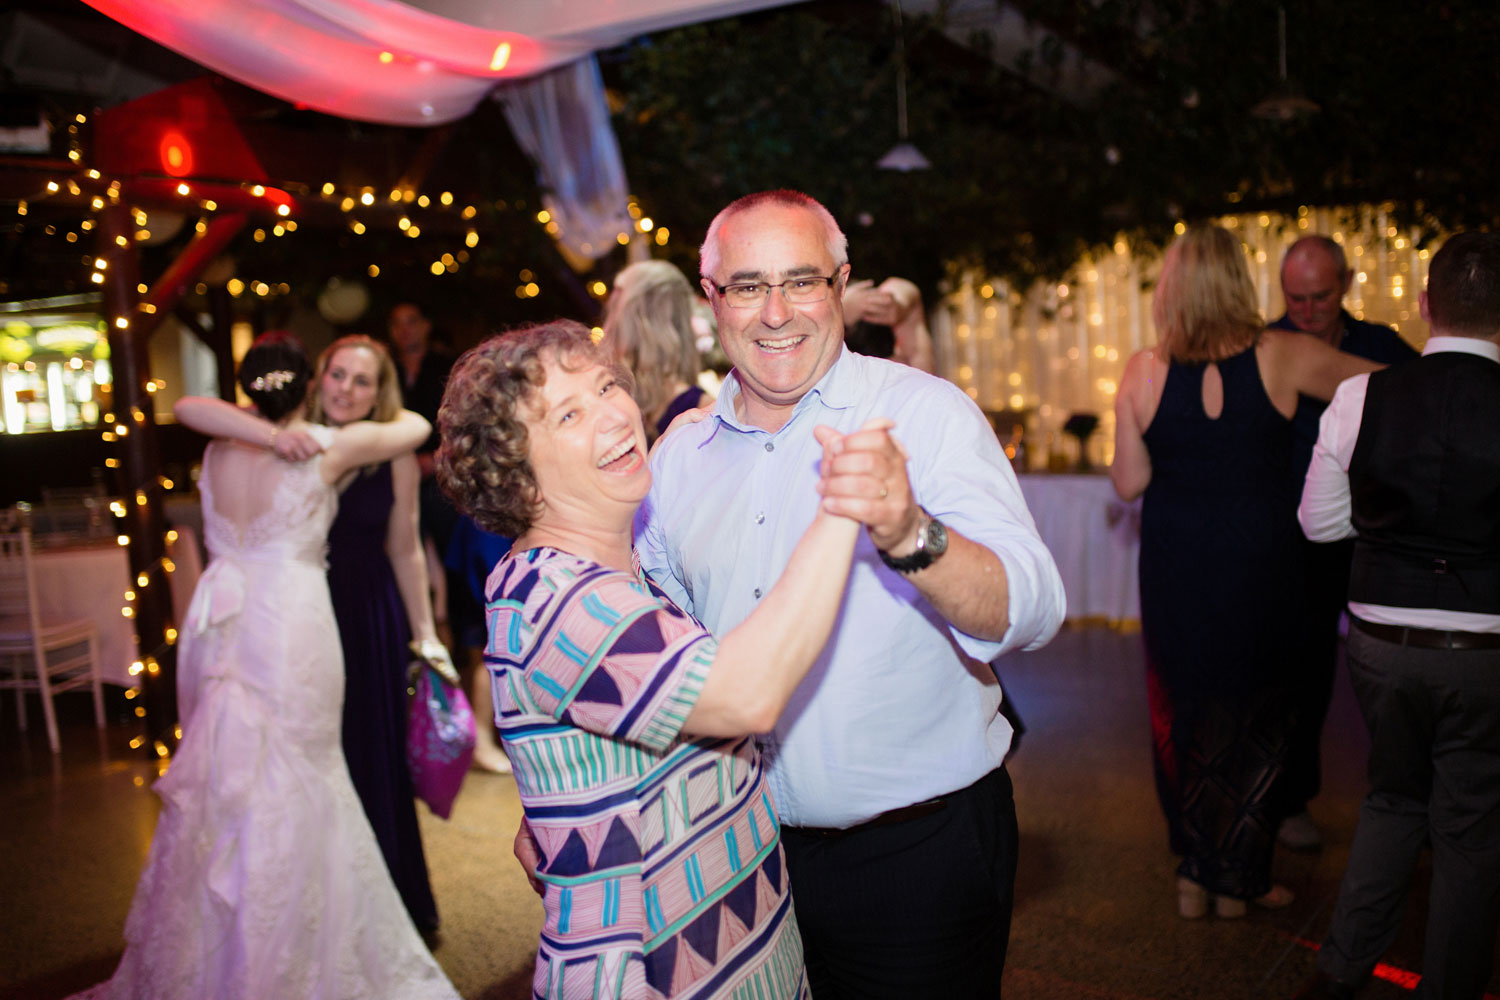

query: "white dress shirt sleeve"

left=1298, top=373, right=1370, bottom=543
left=909, top=385, right=1065, bottom=657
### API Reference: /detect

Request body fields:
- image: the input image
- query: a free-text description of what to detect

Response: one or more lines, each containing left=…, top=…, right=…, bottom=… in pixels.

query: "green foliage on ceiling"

left=606, top=0, right=1500, bottom=300
left=13, top=0, right=1496, bottom=335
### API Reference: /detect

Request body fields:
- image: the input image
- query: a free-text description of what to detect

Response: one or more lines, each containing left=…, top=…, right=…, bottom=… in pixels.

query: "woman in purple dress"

left=305, top=334, right=447, bottom=932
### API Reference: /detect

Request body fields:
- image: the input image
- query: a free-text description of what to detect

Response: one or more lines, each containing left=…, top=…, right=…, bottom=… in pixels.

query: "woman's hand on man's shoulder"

left=651, top=403, right=714, bottom=457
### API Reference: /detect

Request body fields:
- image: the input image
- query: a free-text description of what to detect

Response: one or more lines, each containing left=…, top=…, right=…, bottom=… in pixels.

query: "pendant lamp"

left=1250, top=6, right=1320, bottom=121
left=877, top=0, right=931, bottom=171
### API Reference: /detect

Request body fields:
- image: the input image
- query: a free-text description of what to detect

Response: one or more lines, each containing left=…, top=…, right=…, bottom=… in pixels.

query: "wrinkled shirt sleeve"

left=908, top=380, right=1066, bottom=659
left=1299, top=374, right=1368, bottom=543
left=636, top=490, right=691, bottom=611
left=495, top=564, right=715, bottom=753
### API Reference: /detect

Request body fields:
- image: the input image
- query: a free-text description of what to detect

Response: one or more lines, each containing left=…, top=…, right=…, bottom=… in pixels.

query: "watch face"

left=925, top=517, right=948, bottom=556
left=879, top=512, right=948, bottom=573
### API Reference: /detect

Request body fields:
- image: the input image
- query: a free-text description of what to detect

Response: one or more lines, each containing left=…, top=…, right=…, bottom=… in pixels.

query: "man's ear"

left=1418, top=289, right=1431, bottom=324
left=1340, top=268, right=1355, bottom=296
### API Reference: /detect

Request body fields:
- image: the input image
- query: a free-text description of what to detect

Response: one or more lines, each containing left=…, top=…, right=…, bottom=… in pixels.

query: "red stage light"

left=159, top=131, right=194, bottom=177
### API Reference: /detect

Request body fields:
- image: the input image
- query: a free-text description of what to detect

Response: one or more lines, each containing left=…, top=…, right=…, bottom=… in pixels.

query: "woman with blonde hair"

left=601, top=259, right=713, bottom=442
left=304, top=333, right=474, bottom=933
left=311, top=338, right=510, bottom=784
left=1112, top=223, right=1381, bottom=920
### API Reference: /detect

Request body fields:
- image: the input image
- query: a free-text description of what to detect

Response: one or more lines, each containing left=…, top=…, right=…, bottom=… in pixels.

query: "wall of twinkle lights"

left=932, top=204, right=1439, bottom=470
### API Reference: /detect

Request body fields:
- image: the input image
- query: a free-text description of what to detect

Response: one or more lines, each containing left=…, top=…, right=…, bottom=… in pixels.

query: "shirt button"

left=753, top=588, right=762, bottom=599
left=755, top=512, right=765, bottom=524
left=764, top=441, right=774, bottom=452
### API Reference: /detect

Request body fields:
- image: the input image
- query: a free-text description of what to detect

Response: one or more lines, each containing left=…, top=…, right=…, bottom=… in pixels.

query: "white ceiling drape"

left=80, top=0, right=797, bottom=265
left=81, top=0, right=799, bottom=126
left=498, top=57, right=634, bottom=267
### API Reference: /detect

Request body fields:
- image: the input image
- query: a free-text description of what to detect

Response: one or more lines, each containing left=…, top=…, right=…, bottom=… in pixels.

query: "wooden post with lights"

left=99, top=200, right=178, bottom=755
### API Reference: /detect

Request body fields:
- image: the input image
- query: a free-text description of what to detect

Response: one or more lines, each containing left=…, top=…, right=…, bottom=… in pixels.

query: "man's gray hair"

left=699, top=190, right=849, bottom=279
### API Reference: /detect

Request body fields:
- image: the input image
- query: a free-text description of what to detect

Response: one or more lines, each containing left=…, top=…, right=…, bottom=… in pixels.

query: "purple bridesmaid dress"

left=327, top=461, right=439, bottom=932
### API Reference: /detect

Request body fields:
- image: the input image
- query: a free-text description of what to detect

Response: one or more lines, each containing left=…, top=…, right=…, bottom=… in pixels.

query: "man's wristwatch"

left=877, top=509, right=949, bottom=574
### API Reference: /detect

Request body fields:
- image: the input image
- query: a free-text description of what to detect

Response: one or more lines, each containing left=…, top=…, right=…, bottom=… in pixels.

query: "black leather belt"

left=1351, top=615, right=1500, bottom=650
left=784, top=797, right=947, bottom=839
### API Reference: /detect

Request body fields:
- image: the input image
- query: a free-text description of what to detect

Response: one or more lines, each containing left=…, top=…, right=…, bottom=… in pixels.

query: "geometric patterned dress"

left=484, top=546, right=810, bottom=1000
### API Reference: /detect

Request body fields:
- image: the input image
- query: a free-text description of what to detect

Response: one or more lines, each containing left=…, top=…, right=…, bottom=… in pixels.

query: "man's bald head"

left=1280, top=236, right=1353, bottom=345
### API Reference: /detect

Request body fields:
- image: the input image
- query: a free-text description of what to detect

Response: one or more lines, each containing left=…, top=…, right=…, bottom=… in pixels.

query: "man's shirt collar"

left=710, top=345, right=859, bottom=435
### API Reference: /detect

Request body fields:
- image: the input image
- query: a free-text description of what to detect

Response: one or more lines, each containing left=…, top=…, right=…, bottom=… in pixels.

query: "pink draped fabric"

left=81, top=0, right=797, bottom=125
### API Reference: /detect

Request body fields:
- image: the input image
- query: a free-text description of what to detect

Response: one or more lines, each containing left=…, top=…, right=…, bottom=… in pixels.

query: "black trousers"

left=1318, top=625, right=1500, bottom=998
left=780, top=766, right=1018, bottom=1000
left=1279, top=537, right=1353, bottom=815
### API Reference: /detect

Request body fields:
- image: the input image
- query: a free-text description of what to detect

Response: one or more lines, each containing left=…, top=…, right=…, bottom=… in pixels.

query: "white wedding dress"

left=76, top=429, right=460, bottom=1000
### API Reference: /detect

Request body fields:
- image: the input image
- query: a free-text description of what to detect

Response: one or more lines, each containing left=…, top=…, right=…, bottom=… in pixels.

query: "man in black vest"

left=1294, top=231, right=1500, bottom=1000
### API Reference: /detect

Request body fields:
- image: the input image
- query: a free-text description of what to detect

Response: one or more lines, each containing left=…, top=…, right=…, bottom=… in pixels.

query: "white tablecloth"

left=1018, top=473, right=1140, bottom=624
left=31, top=526, right=203, bottom=686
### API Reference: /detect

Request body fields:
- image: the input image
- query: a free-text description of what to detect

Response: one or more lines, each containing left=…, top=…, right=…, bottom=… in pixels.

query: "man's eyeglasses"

left=708, top=273, right=841, bottom=310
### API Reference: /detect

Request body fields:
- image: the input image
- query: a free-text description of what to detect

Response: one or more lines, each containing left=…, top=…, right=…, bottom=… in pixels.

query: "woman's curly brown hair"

left=436, top=320, right=631, bottom=538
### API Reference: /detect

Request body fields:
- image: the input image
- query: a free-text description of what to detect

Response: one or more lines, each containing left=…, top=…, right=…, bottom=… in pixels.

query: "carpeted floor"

left=2, top=624, right=1493, bottom=999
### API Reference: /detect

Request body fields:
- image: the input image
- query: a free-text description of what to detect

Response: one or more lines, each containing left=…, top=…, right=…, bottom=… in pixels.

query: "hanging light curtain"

left=497, top=55, right=635, bottom=268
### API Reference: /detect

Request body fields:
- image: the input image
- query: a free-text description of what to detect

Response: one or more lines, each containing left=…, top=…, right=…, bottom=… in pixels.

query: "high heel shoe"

left=1213, top=884, right=1294, bottom=918
left=1177, top=877, right=1208, bottom=919
left=1214, top=895, right=1247, bottom=918
left=1254, top=884, right=1295, bottom=909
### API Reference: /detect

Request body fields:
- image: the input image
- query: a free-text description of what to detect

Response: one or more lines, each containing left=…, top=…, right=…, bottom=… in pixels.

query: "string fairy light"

left=15, top=161, right=533, bottom=310
left=15, top=134, right=679, bottom=769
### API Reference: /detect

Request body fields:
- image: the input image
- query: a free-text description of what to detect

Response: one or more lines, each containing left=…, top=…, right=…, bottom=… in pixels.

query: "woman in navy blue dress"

left=307, top=334, right=446, bottom=932
left=1111, top=225, right=1380, bottom=919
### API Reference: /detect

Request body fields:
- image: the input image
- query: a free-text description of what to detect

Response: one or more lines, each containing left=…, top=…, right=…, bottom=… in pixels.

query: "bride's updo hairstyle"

left=238, top=331, right=313, bottom=422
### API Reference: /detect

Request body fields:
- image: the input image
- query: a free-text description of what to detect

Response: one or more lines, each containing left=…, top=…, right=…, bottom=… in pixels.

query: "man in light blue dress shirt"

left=636, top=190, right=1065, bottom=998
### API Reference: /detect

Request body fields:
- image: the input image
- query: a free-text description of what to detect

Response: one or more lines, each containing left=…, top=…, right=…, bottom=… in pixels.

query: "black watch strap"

left=877, top=512, right=948, bottom=574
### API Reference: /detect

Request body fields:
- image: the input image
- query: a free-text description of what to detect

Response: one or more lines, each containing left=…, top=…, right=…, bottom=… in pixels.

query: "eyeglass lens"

left=723, top=277, right=832, bottom=307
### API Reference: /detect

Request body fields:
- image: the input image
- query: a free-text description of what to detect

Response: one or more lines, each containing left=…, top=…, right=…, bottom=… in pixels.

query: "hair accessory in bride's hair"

left=249, top=369, right=296, bottom=392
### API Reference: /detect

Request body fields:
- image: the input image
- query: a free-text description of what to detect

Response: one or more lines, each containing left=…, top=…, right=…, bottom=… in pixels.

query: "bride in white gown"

left=76, top=334, right=460, bottom=1000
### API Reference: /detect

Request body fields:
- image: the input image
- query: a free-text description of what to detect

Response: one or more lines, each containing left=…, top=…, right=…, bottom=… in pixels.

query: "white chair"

left=0, top=511, right=106, bottom=753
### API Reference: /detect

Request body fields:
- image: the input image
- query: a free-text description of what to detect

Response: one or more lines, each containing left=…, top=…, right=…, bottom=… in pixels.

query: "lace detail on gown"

left=199, top=431, right=338, bottom=560
left=74, top=427, right=459, bottom=1000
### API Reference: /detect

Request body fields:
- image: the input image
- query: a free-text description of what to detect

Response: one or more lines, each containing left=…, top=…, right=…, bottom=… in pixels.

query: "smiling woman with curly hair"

left=434, top=319, right=866, bottom=999
left=437, top=321, right=630, bottom=537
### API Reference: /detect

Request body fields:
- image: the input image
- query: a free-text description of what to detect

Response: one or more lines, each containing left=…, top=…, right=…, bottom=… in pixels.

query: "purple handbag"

left=406, top=663, right=476, bottom=819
